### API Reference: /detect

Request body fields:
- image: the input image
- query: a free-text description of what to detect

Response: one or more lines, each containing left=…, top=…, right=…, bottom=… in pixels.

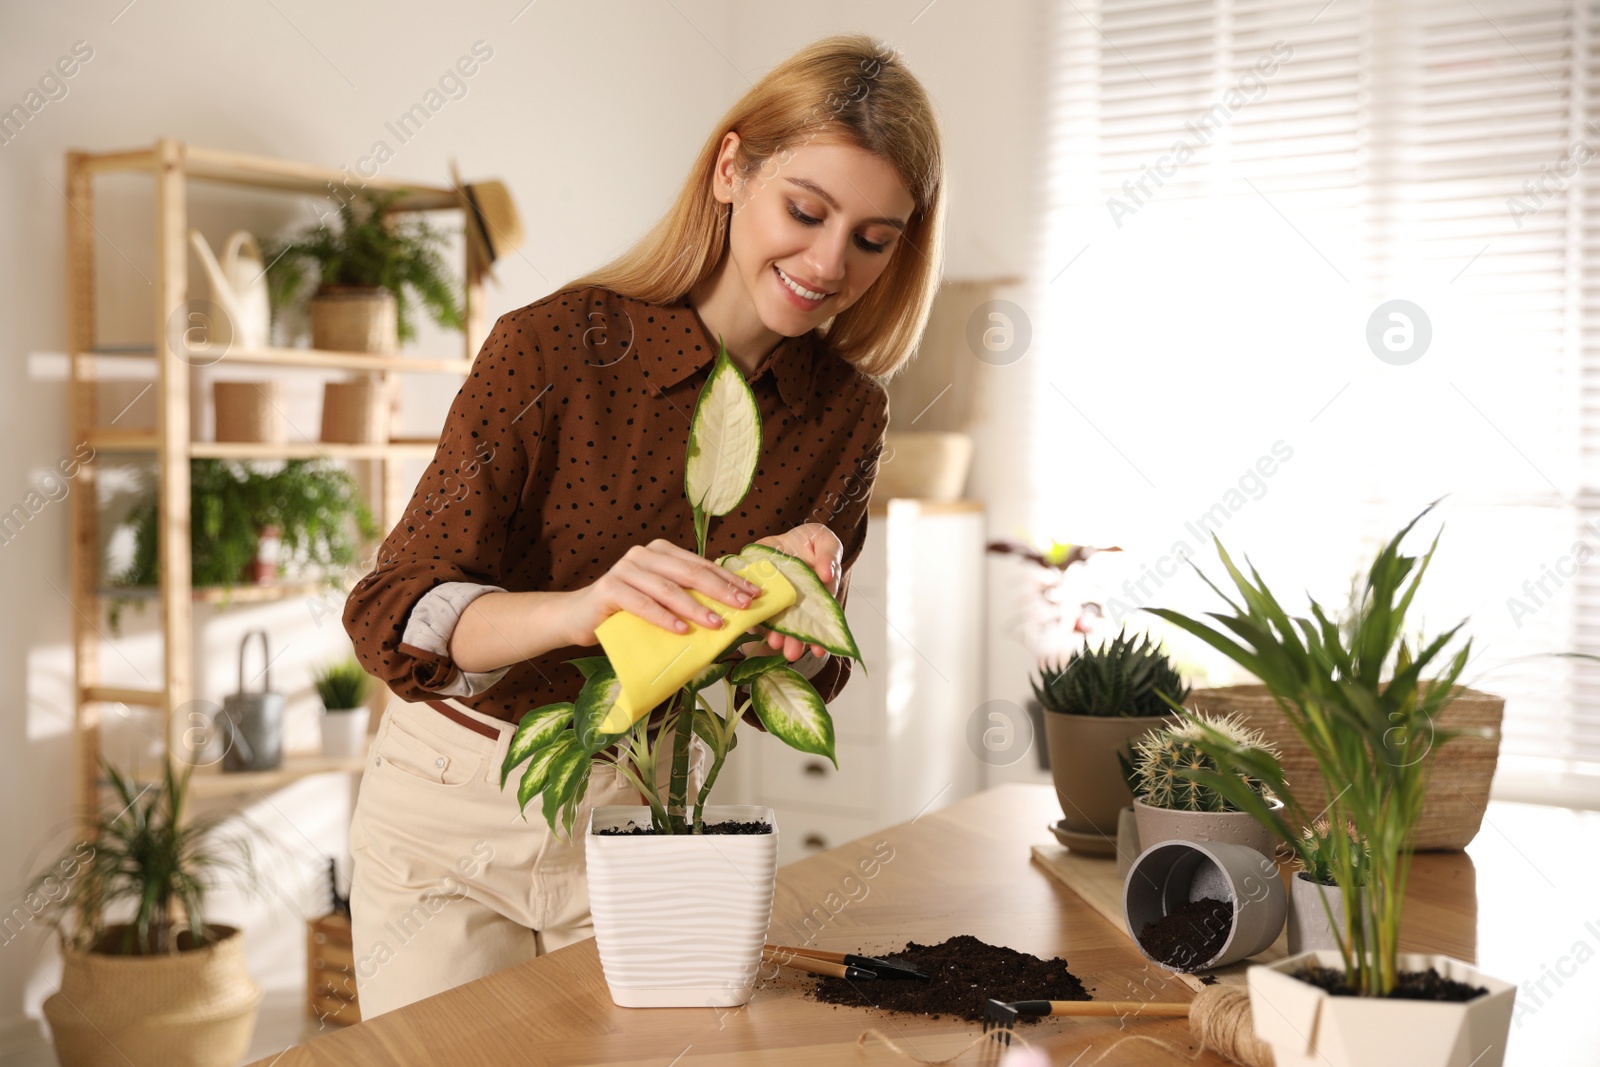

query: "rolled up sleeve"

left=342, top=311, right=547, bottom=703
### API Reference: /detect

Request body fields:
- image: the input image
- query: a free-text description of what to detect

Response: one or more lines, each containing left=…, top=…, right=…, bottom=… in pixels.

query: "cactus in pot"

left=1130, top=712, right=1284, bottom=855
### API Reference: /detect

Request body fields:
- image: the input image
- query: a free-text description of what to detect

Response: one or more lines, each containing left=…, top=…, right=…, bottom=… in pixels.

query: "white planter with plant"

left=314, top=656, right=374, bottom=759
left=36, top=762, right=263, bottom=1067
left=1148, top=501, right=1516, bottom=1067
left=1130, top=712, right=1284, bottom=857
left=1033, top=629, right=1186, bottom=853
left=500, top=339, right=863, bottom=1009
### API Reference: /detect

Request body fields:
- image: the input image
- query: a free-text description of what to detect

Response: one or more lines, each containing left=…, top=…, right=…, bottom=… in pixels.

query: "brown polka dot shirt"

left=342, top=283, right=890, bottom=725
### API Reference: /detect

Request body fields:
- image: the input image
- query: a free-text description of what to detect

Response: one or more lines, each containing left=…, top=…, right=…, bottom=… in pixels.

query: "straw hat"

left=450, top=157, right=524, bottom=280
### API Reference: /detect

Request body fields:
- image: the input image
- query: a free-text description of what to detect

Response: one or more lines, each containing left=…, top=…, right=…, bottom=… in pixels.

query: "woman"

left=341, top=32, right=945, bottom=1018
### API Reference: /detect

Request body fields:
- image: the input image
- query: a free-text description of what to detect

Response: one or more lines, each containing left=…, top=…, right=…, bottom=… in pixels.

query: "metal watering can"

left=219, top=630, right=286, bottom=772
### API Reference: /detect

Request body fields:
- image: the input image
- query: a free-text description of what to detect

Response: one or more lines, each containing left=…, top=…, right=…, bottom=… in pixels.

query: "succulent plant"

left=1132, top=712, right=1278, bottom=812
left=1030, top=628, right=1189, bottom=717
left=1298, top=818, right=1372, bottom=887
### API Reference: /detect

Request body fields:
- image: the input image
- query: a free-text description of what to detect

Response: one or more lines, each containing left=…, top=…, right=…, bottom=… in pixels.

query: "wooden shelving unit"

left=66, top=138, right=487, bottom=830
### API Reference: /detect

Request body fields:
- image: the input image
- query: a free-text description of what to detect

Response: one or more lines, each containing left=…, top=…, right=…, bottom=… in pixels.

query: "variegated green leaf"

left=501, top=702, right=575, bottom=787
left=687, top=659, right=733, bottom=692
left=684, top=340, right=761, bottom=520
left=691, top=705, right=731, bottom=755
left=751, top=665, right=837, bottom=768
left=730, top=653, right=788, bottom=685
left=727, top=544, right=863, bottom=663
left=517, top=733, right=576, bottom=813
left=541, top=746, right=591, bottom=840
left=573, top=664, right=630, bottom=755
left=566, top=655, right=613, bottom=680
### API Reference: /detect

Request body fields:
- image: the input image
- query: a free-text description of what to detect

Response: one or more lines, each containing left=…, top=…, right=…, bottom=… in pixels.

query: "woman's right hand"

left=561, top=539, right=765, bottom=648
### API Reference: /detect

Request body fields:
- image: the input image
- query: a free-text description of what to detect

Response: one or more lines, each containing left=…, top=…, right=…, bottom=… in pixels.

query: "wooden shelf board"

left=108, top=752, right=368, bottom=799
left=86, top=432, right=439, bottom=459
left=80, top=143, right=459, bottom=211
left=98, top=580, right=334, bottom=604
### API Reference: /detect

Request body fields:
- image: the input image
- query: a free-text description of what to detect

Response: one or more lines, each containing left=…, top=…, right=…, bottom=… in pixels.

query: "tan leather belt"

left=426, top=700, right=503, bottom=741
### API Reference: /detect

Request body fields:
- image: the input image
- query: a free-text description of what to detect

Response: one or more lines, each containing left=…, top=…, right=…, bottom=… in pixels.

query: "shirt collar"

left=639, top=292, right=818, bottom=419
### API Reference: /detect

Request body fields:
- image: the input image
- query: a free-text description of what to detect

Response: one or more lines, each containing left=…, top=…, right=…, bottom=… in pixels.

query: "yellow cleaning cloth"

left=594, top=557, right=797, bottom=734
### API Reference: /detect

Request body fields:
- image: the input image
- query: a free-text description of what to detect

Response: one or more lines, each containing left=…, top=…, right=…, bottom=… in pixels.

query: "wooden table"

left=249, top=785, right=1600, bottom=1066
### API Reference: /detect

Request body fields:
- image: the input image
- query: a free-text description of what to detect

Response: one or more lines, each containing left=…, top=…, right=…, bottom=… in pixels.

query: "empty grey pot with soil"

left=1123, top=839, right=1286, bottom=972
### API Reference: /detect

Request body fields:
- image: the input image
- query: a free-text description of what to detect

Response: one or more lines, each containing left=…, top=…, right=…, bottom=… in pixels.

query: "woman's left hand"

left=746, top=522, right=841, bottom=661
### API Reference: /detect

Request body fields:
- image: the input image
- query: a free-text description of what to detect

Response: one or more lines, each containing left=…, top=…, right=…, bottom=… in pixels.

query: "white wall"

left=0, top=0, right=1049, bottom=1052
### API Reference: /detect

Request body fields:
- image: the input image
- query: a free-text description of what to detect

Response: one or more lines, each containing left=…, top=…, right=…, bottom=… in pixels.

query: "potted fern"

left=1032, top=628, right=1187, bottom=854
left=500, top=339, right=863, bottom=1009
left=1146, top=501, right=1516, bottom=1067
left=1129, top=711, right=1284, bottom=857
left=314, top=656, right=374, bottom=758
left=262, top=187, right=464, bottom=353
left=35, top=760, right=264, bottom=1067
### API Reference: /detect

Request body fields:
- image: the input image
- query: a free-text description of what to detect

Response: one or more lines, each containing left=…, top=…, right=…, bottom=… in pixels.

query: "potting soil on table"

left=804, top=934, right=1090, bottom=1023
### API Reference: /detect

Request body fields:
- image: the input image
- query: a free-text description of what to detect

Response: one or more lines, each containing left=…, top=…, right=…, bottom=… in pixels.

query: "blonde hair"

left=567, top=33, right=945, bottom=381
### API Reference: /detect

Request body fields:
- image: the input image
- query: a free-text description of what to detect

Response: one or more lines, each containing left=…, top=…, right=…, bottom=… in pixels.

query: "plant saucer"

left=1048, top=820, right=1118, bottom=857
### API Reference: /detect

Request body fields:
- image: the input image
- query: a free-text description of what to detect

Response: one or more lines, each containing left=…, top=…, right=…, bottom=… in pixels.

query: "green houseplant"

left=1145, top=501, right=1516, bottom=1067
left=262, top=187, right=464, bottom=350
left=500, top=338, right=864, bottom=1008
left=35, top=759, right=265, bottom=1066
left=1128, top=711, right=1283, bottom=856
left=107, top=459, right=380, bottom=631
left=313, top=656, right=375, bottom=759
left=1032, top=628, right=1188, bottom=853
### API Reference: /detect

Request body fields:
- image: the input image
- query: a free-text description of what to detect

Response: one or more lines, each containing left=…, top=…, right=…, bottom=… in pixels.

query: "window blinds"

left=1039, top=0, right=1600, bottom=804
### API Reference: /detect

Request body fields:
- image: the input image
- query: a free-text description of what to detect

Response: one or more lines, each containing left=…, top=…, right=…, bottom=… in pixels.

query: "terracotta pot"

left=587, top=804, right=778, bottom=1008
left=1123, top=839, right=1286, bottom=972
left=1133, top=796, right=1285, bottom=858
left=1042, top=712, right=1170, bottom=841
left=43, top=923, right=262, bottom=1067
left=1248, top=949, right=1516, bottom=1067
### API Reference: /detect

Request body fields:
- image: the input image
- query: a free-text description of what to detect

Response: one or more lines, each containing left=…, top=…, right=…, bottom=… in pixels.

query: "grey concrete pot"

left=1286, top=872, right=1362, bottom=955
left=1123, top=839, right=1286, bottom=972
left=1132, top=797, right=1284, bottom=859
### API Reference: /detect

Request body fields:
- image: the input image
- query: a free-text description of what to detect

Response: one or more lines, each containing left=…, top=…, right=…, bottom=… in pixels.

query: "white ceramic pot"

left=319, top=706, right=370, bottom=759
left=587, top=804, right=778, bottom=1008
left=1133, top=796, right=1284, bottom=858
left=1123, top=839, right=1286, bottom=971
left=1248, top=950, right=1517, bottom=1067
left=1286, top=872, right=1362, bottom=955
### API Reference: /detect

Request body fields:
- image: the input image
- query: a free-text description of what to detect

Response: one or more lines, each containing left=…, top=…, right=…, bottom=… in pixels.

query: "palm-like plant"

left=500, top=339, right=864, bottom=837
left=32, top=759, right=258, bottom=955
left=1144, top=499, right=1483, bottom=996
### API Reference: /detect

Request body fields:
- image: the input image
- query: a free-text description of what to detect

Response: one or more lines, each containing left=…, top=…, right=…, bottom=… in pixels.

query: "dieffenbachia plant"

left=500, top=337, right=864, bottom=838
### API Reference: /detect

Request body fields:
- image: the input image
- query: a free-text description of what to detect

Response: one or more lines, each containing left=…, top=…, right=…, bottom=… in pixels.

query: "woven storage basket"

left=1188, top=684, right=1504, bottom=851
left=311, top=286, right=397, bottom=354
left=320, top=378, right=391, bottom=444
left=43, top=924, right=263, bottom=1067
left=213, top=381, right=284, bottom=444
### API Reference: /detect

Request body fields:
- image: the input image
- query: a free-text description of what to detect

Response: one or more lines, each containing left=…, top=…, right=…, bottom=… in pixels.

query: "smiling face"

left=709, top=132, right=917, bottom=341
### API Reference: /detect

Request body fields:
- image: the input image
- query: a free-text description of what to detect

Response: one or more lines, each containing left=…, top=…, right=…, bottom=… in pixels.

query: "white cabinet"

left=747, top=499, right=986, bottom=866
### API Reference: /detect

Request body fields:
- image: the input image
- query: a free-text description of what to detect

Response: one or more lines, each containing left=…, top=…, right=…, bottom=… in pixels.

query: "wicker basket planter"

left=1188, top=684, right=1504, bottom=850
left=43, top=923, right=263, bottom=1067
left=212, top=381, right=284, bottom=444
left=319, top=377, right=391, bottom=444
left=310, top=286, right=397, bottom=354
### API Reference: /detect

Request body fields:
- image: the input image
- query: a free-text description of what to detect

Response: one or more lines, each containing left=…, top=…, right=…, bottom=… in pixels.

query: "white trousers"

left=347, top=697, right=702, bottom=1019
